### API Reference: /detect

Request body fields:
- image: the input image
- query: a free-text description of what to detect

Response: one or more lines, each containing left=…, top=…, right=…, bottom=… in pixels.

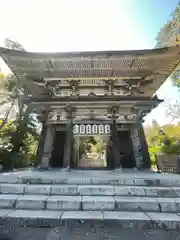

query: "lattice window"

left=105, top=124, right=111, bottom=134
left=92, top=124, right=98, bottom=134
left=79, top=124, right=86, bottom=134
left=73, top=124, right=79, bottom=134
left=99, top=124, right=104, bottom=134
left=86, top=124, right=92, bottom=134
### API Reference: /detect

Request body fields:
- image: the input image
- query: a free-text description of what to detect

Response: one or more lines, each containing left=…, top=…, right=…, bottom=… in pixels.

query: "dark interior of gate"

left=117, top=131, right=135, bottom=168
left=50, top=130, right=66, bottom=168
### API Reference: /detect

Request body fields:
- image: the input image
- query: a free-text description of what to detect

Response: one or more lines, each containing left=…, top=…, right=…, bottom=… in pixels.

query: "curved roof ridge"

left=0, top=45, right=180, bottom=58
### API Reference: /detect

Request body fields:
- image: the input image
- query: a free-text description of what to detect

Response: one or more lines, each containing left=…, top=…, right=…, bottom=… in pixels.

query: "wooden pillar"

left=63, top=105, right=76, bottom=168
left=34, top=123, right=47, bottom=167
left=138, top=122, right=151, bottom=169
left=106, top=138, right=113, bottom=169
left=111, top=119, right=121, bottom=168
left=71, top=135, right=76, bottom=168
left=75, top=136, right=80, bottom=167
left=130, top=125, right=143, bottom=169
left=35, top=109, right=49, bottom=168
left=63, top=119, right=73, bottom=168
left=130, top=112, right=151, bottom=169
left=40, top=124, right=55, bottom=169
left=108, top=106, right=121, bottom=169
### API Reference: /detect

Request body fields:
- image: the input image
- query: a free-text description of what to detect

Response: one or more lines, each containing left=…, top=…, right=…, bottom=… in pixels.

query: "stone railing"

left=156, top=154, right=180, bottom=173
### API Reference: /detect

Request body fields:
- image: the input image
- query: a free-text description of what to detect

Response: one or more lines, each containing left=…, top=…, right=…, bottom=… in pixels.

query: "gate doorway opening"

left=75, top=135, right=109, bottom=168
left=50, top=130, right=66, bottom=168
left=118, top=130, right=136, bottom=169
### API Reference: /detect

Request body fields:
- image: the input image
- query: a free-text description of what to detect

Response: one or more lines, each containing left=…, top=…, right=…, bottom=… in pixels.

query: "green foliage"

left=156, top=1, right=180, bottom=47
left=161, top=143, right=180, bottom=155
left=0, top=40, right=38, bottom=170
left=145, top=122, right=180, bottom=165
left=148, top=145, right=161, bottom=165
left=0, top=111, right=38, bottom=170
left=78, top=135, right=107, bottom=157
left=5, top=75, right=21, bottom=95
left=0, top=71, right=38, bottom=170
left=156, top=1, right=180, bottom=87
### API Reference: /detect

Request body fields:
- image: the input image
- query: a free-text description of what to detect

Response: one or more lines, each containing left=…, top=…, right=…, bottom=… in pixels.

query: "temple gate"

left=0, top=46, right=180, bottom=170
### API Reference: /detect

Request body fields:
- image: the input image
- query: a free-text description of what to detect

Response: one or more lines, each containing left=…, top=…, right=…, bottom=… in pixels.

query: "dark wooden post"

left=35, top=122, right=47, bottom=167
left=109, top=106, right=121, bottom=169
left=131, top=111, right=151, bottom=169
left=35, top=109, right=48, bottom=167
left=137, top=121, right=151, bottom=169
left=63, top=105, right=76, bottom=168
left=40, top=124, right=55, bottom=168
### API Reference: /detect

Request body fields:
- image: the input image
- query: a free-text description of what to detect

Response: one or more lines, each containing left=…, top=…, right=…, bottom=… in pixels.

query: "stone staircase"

left=0, top=169, right=180, bottom=231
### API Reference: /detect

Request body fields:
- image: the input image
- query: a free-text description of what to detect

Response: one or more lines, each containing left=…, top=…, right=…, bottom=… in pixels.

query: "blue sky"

left=0, top=0, right=179, bottom=124
left=125, top=0, right=179, bottom=48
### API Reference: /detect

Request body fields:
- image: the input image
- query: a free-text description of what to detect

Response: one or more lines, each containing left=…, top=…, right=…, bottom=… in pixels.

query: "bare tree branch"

left=165, top=100, right=180, bottom=122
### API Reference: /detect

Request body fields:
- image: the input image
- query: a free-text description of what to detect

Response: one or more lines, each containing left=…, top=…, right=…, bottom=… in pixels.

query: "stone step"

left=1, top=183, right=180, bottom=197
left=0, top=194, right=179, bottom=212
left=16, top=176, right=180, bottom=186
left=1, top=170, right=180, bottom=187
left=1, top=210, right=180, bottom=230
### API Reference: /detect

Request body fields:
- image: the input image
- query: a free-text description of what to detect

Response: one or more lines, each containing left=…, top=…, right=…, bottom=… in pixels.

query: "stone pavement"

left=0, top=225, right=180, bottom=240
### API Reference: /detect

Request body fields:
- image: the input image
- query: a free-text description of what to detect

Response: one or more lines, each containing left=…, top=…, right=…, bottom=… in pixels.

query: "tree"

left=156, top=1, right=180, bottom=87
left=4, top=39, right=26, bottom=115
left=0, top=71, right=11, bottom=105
left=165, top=100, right=180, bottom=122
left=0, top=39, right=26, bottom=127
left=0, top=39, right=39, bottom=169
left=0, top=103, right=38, bottom=169
left=145, top=122, right=180, bottom=164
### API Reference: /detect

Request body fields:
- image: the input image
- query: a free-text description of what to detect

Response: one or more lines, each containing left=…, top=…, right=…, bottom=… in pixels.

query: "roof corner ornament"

left=122, top=80, right=145, bottom=96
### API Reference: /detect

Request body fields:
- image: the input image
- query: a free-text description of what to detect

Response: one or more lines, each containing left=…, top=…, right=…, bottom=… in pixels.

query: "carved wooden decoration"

left=37, top=109, right=49, bottom=123
left=88, top=92, right=96, bottom=96
left=48, top=110, right=58, bottom=121
left=108, top=105, right=120, bottom=119
left=64, top=105, right=76, bottom=119
left=105, top=80, right=115, bottom=95
left=69, top=80, right=80, bottom=96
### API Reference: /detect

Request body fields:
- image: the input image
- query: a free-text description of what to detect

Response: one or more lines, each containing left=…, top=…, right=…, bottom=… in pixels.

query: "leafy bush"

left=145, top=123, right=180, bottom=165
left=0, top=108, right=38, bottom=170
left=148, top=145, right=162, bottom=165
